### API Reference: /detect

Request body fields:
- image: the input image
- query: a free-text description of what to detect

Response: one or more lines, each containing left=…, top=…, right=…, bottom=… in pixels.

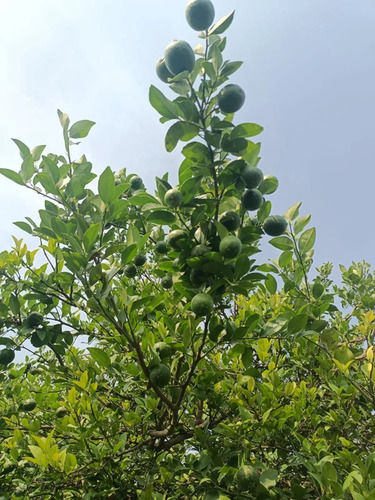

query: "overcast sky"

left=0, top=0, right=374, bottom=280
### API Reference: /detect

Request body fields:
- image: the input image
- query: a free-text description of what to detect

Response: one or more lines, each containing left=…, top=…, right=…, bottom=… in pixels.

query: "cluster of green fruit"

left=156, top=0, right=246, bottom=115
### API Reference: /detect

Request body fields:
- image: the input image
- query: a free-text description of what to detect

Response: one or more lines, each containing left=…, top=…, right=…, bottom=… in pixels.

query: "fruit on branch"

left=242, top=165, right=263, bottom=189
left=155, top=241, right=168, bottom=254
left=56, top=407, right=69, bottom=418
left=167, top=229, right=187, bottom=250
left=134, top=254, right=147, bottom=267
left=191, top=244, right=210, bottom=257
left=164, top=188, right=183, bottom=208
left=219, top=211, right=241, bottom=231
left=219, top=235, right=242, bottom=259
left=263, top=215, right=288, bottom=236
left=130, top=176, right=143, bottom=190
left=217, top=84, right=245, bottom=114
left=185, top=0, right=215, bottom=31
left=165, top=40, right=195, bottom=75
left=124, top=264, right=137, bottom=278
left=156, top=57, right=174, bottom=83
left=19, top=399, right=37, bottom=412
left=154, top=342, right=173, bottom=360
left=25, top=312, right=43, bottom=328
left=191, top=293, right=214, bottom=316
left=237, top=465, right=259, bottom=491
left=150, top=363, right=171, bottom=387
left=0, top=349, right=15, bottom=366
left=241, top=189, right=263, bottom=211
left=161, top=275, right=173, bottom=289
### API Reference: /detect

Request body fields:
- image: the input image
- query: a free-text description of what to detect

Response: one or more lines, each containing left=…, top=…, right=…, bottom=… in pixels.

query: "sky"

left=0, top=0, right=374, bottom=281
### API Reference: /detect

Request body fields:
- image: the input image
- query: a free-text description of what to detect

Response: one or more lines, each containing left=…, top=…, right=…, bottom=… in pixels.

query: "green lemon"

left=0, top=349, right=15, bottom=366
left=56, top=406, right=69, bottom=418
left=191, top=244, right=210, bottom=257
left=124, top=264, right=137, bottom=278
left=156, top=57, right=174, bottom=83
left=161, top=275, right=173, bottom=289
left=263, top=215, right=287, bottom=236
left=217, top=84, right=245, bottom=114
left=219, top=235, right=242, bottom=259
left=154, top=342, right=173, bottom=360
left=165, top=40, right=195, bottom=75
left=130, top=176, right=143, bottom=190
left=155, top=241, right=168, bottom=254
left=185, top=0, right=215, bottom=31
left=191, top=293, right=214, bottom=316
left=242, top=165, right=263, bottom=189
left=219, top=211, right=241, bottom=231
left=20, top=399, right=37, bottom=412
left=237, top=465, right=259, bottom=491
left=134, top=254, right=147, bottom=267
left=241, top=189, right=263, bottom=211
left=150, top=363, right=171, bottom=387
left=167, top=229, right=187, bottom=250
left=164, top=188, right=183, bottom=208
left=25, top=312, right=43, bottom=328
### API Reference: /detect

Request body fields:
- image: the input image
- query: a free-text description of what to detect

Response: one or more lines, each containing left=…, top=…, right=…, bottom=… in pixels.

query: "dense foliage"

left=1, top=2, right=375, bottom=499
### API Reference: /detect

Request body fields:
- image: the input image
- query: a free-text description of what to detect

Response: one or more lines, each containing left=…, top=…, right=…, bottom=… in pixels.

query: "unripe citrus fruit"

left=191, top=293, right=214, bottom=316
left=155, top=241, right=168, bottom=254
left=130, top=176, right=143, bottom=190
left=56, top=407, right=69, bottom=418
left=150, top=363, right=171, bottom=387
left=164, top=188, right=183, bottom=208
left=154, top=342, right=173, bottom=360
left=191, top=244, right=210, bottom=257
left=219, top=235, right=242, bottom=259
left=190, top=268, right=208, bottom=287
left=20, top=399, right=37, bottom=412
left=25, top=312, right=43, bottom=328
left=156, top=57, right=174, bottom=83
left=0, top=349, right=15, bottom=366
left=242, top=189, right=263, bottom=211
left=165, top=40, right=195, bottom=76
left=242, top=165, right=263, bottom=189
left=237, top=465, right=259, bottom=491
left=217, top=84, right=245, bottom=114
left=124, top=264, right=137, bottom=278
left=167, top=229, right=187, bottom=250
left=263, top=215, right=287, bottom=236
left=161, top=275, right=173, bottom=289
left=219, top=211, right=241, bottom=231
left=134, top=254, right=147, bottom=267
left=186, top=0, right=215, bottom=31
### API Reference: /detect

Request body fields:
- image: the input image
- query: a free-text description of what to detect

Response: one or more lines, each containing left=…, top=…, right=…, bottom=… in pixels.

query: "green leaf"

left=0, top=168, right=25, bottom=186
left=294, top=215, right=311, bottom=234
left=88, top=347, right=111, bottom=368
left=121, top=244, right=138, bottom=264
left=146, top=210, right=176, bottom=225
left=278, top=251, right=293, bottom=267
left=220, top=60, right=243, bottom=78
left=69, top=120, right=95, bottom=139
left=265, top=274, right=277, bottom=294
left=149, top=85, right=179, bottom=120
left=231, top=123, right=264, bottom=139
left=9, top=294, right=20, bottom=315
left=83, top=223, right=101, bottom=252
left=257, top=200, right=271, bottom=223
left=208, top=10, right=235, bottom=35
left=98, top=167, right=115, bottom=204
left=312, top=282, right=324, bottom=299
left=20, top=155, right=35, bottom=182
left=182, top=142, right=211, bottom=163
left=258, top=175, right=279, bottom=194
left=288, top=314, right=308, bottom=334
left=12, top=138, right=30, bottom=159
left=269, top=236, right=294, bottom=251
left=284, top=202, right=301, bottom=221
left=165, top=122, right=199, bottom=152
left=31, top=145, right=46, bottom=161
left=13, top=221, right=33, bottom=234
left=129, top=193, right=160, bottom=206
left=298, top=227, right=316, bottom=254
left=57, top=109, right=70, bottom=129
left=260, top=469, right=278, bottom=489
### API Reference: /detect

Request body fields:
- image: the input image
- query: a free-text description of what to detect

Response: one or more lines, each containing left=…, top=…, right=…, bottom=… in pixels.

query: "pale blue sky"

left=0, top=0, right=374, bottom=276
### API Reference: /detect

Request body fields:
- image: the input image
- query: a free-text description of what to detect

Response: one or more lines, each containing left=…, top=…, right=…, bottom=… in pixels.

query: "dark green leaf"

left=258, top=175, right=279, bottom=194
left=146, top=210, right=176, bottom=225
left=288, top=314, right=308, bottom=334
left=87, top=347, right=111, bottom=368
left=13, top=221, right=32, bottom=234
left=165, top=122, right=199, bottom=152
left=231, top=123, right=264, bottom=139
left=98, top=167, right=115, bottom=204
